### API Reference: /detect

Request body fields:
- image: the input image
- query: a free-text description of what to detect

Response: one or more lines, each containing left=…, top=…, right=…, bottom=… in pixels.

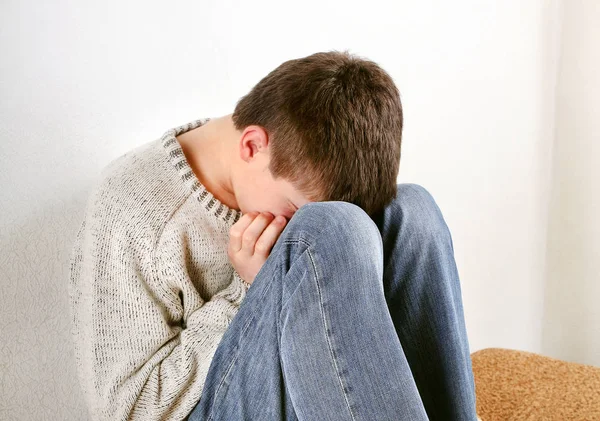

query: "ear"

left=239, top=125, right=269, bottom=163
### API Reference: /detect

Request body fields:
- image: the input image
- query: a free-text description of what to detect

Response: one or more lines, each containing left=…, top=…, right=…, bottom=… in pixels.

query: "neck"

left=178, top=113, right=240, bottom=211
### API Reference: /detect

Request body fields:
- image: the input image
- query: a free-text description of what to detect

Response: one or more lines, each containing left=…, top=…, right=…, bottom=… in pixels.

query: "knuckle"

left=255, top=242, right=269, bottom=253
left=256, top=216, right=268, bottom=225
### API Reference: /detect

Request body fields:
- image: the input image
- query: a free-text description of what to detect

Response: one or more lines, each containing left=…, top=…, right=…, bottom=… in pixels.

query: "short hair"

left=232, top=49, right=403, bottom=217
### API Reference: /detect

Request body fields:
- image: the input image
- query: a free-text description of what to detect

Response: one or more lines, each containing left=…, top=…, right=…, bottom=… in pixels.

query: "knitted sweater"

left=68, top=117, right=250, bottom=421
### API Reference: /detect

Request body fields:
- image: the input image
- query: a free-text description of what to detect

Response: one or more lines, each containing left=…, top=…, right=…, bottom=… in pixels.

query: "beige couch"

left=471, top=348, right=600, bottom=420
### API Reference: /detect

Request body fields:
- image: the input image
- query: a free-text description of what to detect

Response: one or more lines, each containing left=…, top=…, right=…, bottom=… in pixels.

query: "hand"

left=228, top=211, right=288, bottom=285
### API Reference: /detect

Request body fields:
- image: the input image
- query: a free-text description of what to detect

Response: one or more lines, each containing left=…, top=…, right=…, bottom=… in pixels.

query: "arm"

left=68, top=198, right=249, bottom=421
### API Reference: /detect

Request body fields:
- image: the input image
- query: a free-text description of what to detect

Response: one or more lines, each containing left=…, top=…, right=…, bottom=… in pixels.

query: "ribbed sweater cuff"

left=234, top=270, right=251, bottom=292
left=220, top=270, right=250, bottom=307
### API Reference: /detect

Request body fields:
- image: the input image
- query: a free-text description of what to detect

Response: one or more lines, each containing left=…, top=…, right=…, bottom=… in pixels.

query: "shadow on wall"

left=0, top=186, right=91, bottom=420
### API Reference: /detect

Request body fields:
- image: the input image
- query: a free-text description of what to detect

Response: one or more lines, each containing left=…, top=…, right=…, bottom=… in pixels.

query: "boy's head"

left=231, top=49, right=403, bottom=219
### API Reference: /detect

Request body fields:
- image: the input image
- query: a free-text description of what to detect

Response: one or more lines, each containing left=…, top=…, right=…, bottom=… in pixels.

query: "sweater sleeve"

left=68, top=195, right=250, bottom=421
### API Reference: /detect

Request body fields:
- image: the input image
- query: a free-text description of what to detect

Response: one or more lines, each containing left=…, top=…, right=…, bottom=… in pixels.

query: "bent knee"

left=291, top=200, right=382, bottom=251
left=395, top=183, right=451, bottom=241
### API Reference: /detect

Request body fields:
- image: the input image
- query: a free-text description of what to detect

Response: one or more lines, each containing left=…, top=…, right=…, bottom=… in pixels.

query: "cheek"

left=235, top=189, right=253, bottom=215
left=276, top=202, right=294, bottom=220
left=236, top=185, right=270, bottom=215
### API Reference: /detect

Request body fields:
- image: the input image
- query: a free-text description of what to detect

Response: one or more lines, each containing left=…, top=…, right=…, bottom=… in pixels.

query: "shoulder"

left=83, top=137, right=191, bottom=241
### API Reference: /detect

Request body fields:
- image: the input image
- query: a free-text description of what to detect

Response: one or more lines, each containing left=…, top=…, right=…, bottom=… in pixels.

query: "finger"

left=241, top=213, right=276, bottom=254
left=229, top=211, right=260, bottom=253
left=254, top=216, right=287, bottom=257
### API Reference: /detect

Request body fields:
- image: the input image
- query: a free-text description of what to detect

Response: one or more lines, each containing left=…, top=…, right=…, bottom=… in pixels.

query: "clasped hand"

left=228, top=211, right=288, bottom=285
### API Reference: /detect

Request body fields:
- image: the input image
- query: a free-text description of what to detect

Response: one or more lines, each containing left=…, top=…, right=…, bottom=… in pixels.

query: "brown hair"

left=232, top=49, right=403, bottom=217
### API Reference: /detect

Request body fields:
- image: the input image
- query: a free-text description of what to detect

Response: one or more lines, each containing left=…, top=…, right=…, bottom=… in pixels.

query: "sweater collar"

left=161, top=118, right=242, bottom=225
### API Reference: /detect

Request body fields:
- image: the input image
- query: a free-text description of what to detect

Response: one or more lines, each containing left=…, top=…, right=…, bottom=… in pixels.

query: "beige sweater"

left=68, top=117, right=250, bottom=421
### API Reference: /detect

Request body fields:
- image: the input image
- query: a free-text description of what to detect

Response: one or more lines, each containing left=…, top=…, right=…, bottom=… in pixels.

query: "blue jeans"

left=188, top=183, right=477, bottom=420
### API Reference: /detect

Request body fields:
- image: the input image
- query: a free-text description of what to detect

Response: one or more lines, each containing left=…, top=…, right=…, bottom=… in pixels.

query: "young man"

left=69, top=50, right=478, bottom=420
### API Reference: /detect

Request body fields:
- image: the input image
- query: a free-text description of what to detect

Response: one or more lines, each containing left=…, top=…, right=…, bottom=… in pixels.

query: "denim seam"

left=279, top=239, right=310, bottom=312
left=277, top=238, right=309, bottom=392
left=207, top=258, right=281, bottom=421
left=294, top=240, right=357, bottom=421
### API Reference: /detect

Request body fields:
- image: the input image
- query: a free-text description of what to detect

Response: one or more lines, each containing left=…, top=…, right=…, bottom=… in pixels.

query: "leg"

left=188, top=201, right=429, bottom=421
left=369, top=183, right=478, bottom=421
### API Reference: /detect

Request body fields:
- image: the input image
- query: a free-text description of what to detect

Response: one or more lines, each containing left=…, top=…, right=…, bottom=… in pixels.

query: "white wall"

left=0, top=0, right=588, bottom=419
left=542, top=0, right=600, bottom=367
